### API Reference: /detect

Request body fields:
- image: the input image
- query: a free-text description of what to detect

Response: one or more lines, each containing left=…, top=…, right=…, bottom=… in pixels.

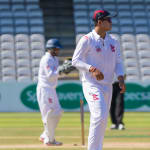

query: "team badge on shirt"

left=95, top=46, right=102, bottom=52
left=110, top=44, right=115, bottom=52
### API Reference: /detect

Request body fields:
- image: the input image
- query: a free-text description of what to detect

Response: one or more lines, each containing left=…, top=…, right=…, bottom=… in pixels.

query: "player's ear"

left=97, top=20, right=102, bottom=26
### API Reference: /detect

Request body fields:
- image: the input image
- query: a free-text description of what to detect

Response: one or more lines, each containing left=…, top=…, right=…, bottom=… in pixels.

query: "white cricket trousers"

left=36, top=86, right=62, bottom=123
left=82, top=83, right=112, bottom=150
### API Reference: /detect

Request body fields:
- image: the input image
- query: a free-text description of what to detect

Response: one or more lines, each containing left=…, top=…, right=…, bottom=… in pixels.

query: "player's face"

left=99, top=17, right=112, bottom=31
left=51, top=48, right=60, bottom=56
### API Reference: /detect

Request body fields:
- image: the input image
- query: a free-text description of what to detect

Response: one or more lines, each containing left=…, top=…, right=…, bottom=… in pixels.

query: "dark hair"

left=94, top=17, right=111, bottom=26
left=94, top=20, right=98, bottom=26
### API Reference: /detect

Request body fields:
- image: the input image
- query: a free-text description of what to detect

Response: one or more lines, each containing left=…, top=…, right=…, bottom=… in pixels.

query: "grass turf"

left=0, top=112, right=150, bottom=150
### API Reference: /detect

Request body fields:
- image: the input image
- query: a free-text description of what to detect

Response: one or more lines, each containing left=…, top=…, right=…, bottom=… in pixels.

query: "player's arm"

left=72, top=36, right=104, bottom=80
left=115, top=41, right=126, bottom=93
left=44, top=60, right=58, bottom=79
left=72, top=36, right=92, bottom=72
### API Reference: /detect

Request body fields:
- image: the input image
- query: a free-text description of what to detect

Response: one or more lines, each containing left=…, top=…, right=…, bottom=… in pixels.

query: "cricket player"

left=37, top=38, right=63, bottom=146
left=72, top=10, right=126, bottom=150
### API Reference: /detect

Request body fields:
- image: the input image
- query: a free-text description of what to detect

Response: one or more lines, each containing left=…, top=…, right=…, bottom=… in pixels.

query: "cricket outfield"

left=0, top=112, right=150, bottom=150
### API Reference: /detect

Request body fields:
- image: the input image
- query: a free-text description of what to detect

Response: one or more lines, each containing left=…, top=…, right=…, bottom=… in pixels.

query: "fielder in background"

left=72, top=10, right=126, bottom=150
left=37, top=38, right=63, bottom=146
left=110, top=75, right=126, bottom=130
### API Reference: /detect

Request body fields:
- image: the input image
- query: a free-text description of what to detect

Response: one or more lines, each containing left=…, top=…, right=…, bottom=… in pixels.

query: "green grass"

left=0, top=112, right=150, bottom=150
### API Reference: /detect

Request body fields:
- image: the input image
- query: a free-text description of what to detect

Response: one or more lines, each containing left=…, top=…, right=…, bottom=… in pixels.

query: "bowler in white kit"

left=72, top=10, right=126, bottom=150
left=37, top=38, right=63, bottom=146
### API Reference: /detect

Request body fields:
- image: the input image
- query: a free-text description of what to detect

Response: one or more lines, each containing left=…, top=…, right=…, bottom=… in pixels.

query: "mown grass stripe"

left=0, top=112, right=150, bottom=150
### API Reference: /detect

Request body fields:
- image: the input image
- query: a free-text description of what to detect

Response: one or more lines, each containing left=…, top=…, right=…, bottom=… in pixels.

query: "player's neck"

left=95, top=27, right=106, bottom=39
left=50, top=51, right=56, bottom=57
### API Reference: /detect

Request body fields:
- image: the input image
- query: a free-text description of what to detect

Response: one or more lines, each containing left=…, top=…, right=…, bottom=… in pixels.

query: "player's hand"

left=118, top=76, right=126, bottom=93
left=119, top=81, right=126, bottom=93
left=89, top=66, right=104, bottom=81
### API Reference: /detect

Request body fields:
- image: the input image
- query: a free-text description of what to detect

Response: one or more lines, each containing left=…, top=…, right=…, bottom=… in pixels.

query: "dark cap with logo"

left=93, top=10, right=117, bottom=22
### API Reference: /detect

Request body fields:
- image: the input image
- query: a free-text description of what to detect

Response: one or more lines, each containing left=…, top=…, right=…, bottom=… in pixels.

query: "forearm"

left=72, top=59, right=91, bottom=72
left=115, top=42, right=124, bottom=77
left=115, top=63, right=124, bottom=76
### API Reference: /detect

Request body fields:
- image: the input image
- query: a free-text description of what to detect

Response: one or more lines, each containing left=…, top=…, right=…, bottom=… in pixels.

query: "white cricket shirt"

left=38, top=52, right=59, bottom=88
left=72, top=29, right=124, bottom=86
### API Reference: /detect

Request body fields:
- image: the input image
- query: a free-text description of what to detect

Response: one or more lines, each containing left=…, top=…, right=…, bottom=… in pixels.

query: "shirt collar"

left=92, top=29, right=109, bottom=41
